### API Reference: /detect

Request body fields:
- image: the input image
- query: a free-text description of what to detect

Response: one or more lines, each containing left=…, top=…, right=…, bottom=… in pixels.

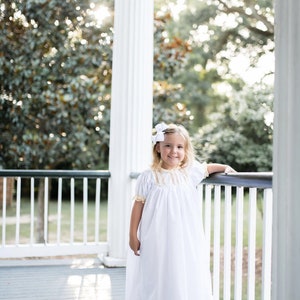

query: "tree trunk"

left=37, top=179, right=45, bottom=243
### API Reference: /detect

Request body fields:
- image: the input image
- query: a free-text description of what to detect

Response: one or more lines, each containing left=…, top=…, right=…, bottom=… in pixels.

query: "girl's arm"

left=129, top=201, right=144, bottom=256
left=207, top=163, right=236, bottom=175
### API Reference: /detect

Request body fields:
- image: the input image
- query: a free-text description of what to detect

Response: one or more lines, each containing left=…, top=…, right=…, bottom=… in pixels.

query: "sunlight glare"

left=214, top=13, right=238, bottom=29
left=229, top=53, right=274, bottom=85
left=67, top=274, right=112, bottom=299
left=92, top=5, right=111, bottom=26
left=169, top=0, right=186, bottom=21
left=213, top=82, right=233, bottom=97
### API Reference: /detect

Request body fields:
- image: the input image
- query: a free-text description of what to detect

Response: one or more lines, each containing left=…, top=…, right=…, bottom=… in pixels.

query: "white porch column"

left=272, top=0, right=300, bottom=299
left=104, top=0, right=153, bottom=266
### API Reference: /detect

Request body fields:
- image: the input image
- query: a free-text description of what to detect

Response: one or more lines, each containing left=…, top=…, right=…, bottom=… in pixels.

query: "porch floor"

left=0, top=258, right=126, bottom=300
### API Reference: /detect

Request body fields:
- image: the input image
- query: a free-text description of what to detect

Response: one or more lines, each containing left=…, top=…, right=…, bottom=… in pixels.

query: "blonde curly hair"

left=151, top=123, right=195, bottom=170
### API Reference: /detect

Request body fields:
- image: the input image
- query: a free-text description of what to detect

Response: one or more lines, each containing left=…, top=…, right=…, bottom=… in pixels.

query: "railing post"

left=105, top=0, right=153, bottom=266
left=234, top=187, right=244, bottom=300
left=1, top=177, right=7, bottom=246
left=247, top=188, right=257, bottom=300
left=223, top=185, right=232, bottom=300
left=262, top=189, right=272, bottom=300
left=213, top=185, right=221, bottom=300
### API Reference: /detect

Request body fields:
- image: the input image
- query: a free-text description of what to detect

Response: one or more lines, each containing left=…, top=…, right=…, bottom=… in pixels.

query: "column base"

left=99, top=254, right=126, bottom=267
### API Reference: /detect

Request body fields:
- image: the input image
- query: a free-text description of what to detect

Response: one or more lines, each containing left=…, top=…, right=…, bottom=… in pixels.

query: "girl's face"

left=156, top=132, right=186, bottom=170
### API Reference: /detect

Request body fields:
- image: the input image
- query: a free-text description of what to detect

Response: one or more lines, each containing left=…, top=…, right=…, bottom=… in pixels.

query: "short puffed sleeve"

left=133, top=170, right=154, bottom=204
left=189, top=161, right=209, bottom=186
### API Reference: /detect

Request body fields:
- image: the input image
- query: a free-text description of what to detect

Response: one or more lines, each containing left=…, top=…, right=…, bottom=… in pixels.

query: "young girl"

left=125, top=123, right=236, bottom=300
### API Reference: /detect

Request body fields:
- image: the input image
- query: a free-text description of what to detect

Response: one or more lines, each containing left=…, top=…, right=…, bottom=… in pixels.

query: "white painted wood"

left=70, top=178, right=75, bottom=243
left=0, top=243, right=108, bottom=258
left=16, top=177, right=21, bottom=245
left=83, top=178, right=88, bottom=244
left=107, top=0, right=154, bottom=261
left=44, top=177, right=49, bottom=243
left=273, top=1, right=300, bottom=299
left=95, top=178, right=101, bottom=243
left=213, top=185, right=221, bottom=300
left=262, top=189, right=272, bottom=300
left=0, top=175, right=109, bottom=258
left=57, top=178, right=62, bottom=244
left=247, top=188, right=257, bottom=300
left=30, top=177, right=35, bottom=245
left=234, top=187, right=244, bottom=300
left=2, top=177, right=7, bottom=246
left=223, top=185, right=232, bottom=300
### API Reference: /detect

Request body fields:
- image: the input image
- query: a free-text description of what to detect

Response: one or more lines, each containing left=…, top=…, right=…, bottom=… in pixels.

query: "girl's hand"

left=224, top=165, right=236, bottom=174
left=129, top=236, right=141, bottom=256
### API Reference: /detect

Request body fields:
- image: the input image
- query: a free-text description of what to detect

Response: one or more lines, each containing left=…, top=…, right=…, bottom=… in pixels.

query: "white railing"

left=0, top=170, right=272, bottom=299
left=201, top=173, right=272, bottom=300
left=0, top=170, right=110, bottom=258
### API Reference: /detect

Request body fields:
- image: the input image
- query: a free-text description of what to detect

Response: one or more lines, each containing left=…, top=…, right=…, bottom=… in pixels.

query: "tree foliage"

left=0, top=0, right=113, bottom=169
left=0, top=0, right=191, bottom=170
left=155, top=0, right=274, bottom=171
left=156, top=0, right=274, bottom=127
left=0, top=0, right=275, bottom=173
left=193, top=85, right=273, bottom=171
left=153, top=13, right=193, bottom=129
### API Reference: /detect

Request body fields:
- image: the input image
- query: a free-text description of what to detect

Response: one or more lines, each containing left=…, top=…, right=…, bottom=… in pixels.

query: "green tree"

left=155, top=0, right=274, bottom=131
left=153, top=12, right=193, bottom=129
left=193, top=85, right=273, bottom=171
left=0, top=1, right=191, bottom=172
left=0, top=0, right=113, bottom=170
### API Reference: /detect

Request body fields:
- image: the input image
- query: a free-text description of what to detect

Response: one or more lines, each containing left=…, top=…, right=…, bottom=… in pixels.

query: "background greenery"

left=0, top=0, right=274, bottom=173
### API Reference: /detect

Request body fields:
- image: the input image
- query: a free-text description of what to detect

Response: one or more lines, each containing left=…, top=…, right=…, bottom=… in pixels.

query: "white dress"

left=125, top=161, right=213, bottom=300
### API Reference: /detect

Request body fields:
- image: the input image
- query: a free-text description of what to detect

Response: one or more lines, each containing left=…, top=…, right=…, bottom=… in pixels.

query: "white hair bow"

left=152, top=123, right=168, bottom=144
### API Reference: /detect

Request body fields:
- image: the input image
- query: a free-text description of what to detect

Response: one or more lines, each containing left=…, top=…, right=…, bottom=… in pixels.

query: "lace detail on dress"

left=134, top=195, right=146, bottom=204
left=153, top=168, right=189, bottom=186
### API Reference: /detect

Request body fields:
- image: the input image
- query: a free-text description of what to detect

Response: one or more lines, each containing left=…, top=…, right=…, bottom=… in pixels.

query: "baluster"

left=234, top=187, right=244, bottom=300
left=44, top=177, right=49, bottom=244
left=95, top=178, right=101, bottom=243
left=223, top=185, right=232, bottom=300
left=205, top=185, right=212, bottom=263
left=15, top=177, right=21, bottom=245
left=57, top=178, right=62, bottom=244
left=2, top=177, right=7, bottom=246
left=213, top=185, right=221, bottom=300
left=247, top=188, right=257, bottom=300
left=83, top=177, right=88, bottom=244
left=30, top=177, right=35, bottom=245
left=262, top=188, right=273, bottom=300
left=70, top=178, right=75, bottom=244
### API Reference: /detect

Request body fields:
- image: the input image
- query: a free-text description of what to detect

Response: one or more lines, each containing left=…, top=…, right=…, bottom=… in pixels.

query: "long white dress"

left=125, top=161, right=213, bottom=300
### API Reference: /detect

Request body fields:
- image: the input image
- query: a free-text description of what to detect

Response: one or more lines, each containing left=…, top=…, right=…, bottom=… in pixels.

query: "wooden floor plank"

left=0, top=259, right=126, bottom=300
